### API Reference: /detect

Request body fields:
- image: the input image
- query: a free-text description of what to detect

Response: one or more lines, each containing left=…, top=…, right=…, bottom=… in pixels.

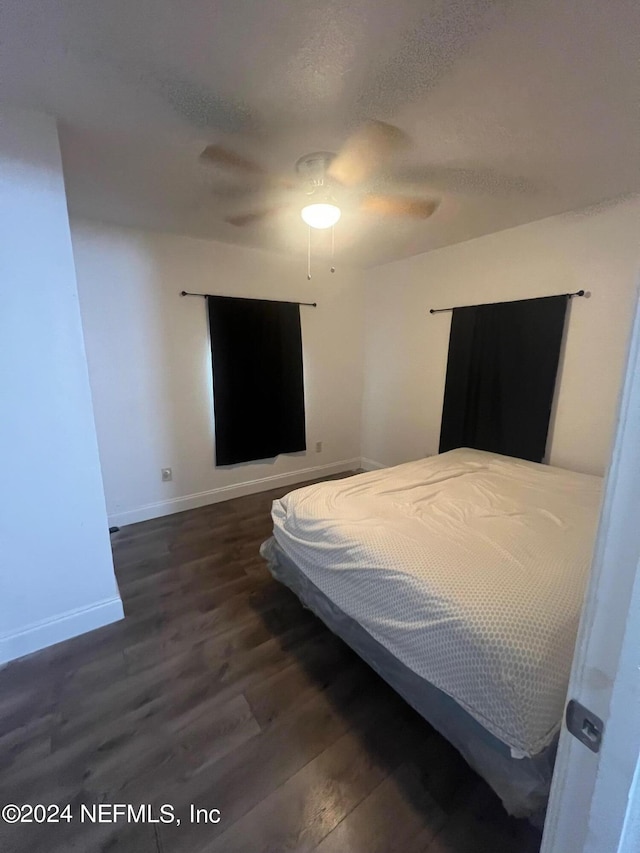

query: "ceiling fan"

left=199, top=121, right=439, bottom=229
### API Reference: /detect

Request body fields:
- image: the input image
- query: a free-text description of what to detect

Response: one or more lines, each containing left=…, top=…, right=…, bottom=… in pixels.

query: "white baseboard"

left=0, top=597, right=124, bottom=666
left=360, top=456, right=387, bottom=471
left=108, top=458, right=362, bottom=527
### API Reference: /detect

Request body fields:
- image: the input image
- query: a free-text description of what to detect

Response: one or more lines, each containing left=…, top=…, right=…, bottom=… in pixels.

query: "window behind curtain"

left=207, top=295, right=306, bottom=466
left=439, top=295, right=568, bottom=462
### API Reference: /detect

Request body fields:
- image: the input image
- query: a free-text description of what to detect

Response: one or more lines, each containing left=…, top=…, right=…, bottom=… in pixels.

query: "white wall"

left=0, top=109, right=122, bottom=665
left=71, top=220, right=364, bottom=525
left=361, top=197, right=640, bottom=476
left=69, top=198, right=639, bottom=533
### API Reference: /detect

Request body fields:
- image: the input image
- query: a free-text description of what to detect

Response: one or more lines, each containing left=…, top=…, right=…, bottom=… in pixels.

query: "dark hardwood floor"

left=0, top=476, right=542, bottom=852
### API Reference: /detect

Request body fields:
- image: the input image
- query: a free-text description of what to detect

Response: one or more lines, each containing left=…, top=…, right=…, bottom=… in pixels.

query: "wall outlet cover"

left=161, top=468, right=172, bottom=482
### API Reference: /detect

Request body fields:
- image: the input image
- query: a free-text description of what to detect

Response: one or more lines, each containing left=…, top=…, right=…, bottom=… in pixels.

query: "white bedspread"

left=272, top=449, right=602, bottom=756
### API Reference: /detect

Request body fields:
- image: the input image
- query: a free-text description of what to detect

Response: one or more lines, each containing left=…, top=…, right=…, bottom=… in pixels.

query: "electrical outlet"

left=161, top=468, right=172, bottom=482
left=315, top=441, right=322, bottom=453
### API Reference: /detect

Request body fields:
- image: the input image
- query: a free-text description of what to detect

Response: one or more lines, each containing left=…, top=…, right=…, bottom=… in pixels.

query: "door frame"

left=542, top=282, right=640, bottom=853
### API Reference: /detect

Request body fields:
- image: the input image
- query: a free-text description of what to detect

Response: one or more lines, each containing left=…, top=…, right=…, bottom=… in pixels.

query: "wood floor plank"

left=243, top=635, right=361, bottom=729
left=0, top=814, right=160, bottom=853
left=203, top=721, right=400, bottom=853
left=51, top=622, right=324, bottom=752
left=0, top=714, right=52, bottom=775
left=313, top=762, right=447, bottom=853
left=156, top=665, right=407, bottom=852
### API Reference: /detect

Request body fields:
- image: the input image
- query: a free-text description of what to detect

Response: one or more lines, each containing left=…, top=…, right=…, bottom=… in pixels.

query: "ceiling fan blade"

left=202, top=144, right=297, bottom=192
left=393, top=165, right=537, bottom=196
left=328, top=121, right=409, bottom=187
left=224, top=207, right=284, bottom=227
left=200, top=144, right=267, bottom=176
left=360, top=194, right=438, bottom=219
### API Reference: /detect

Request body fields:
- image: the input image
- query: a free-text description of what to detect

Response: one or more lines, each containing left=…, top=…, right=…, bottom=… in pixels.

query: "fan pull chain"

left=307, top=225, right=312, bottom=280
left=330, top=226, right=335, bottom=273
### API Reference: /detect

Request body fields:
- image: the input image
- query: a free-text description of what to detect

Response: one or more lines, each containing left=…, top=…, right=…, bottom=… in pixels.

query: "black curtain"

left=439, top=295, right=568, bottom=462
left=207, top=296, right=306, bottom=466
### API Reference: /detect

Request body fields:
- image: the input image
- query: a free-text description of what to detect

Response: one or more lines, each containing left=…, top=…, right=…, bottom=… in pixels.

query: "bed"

left=260, top=448, right=602, bottom=818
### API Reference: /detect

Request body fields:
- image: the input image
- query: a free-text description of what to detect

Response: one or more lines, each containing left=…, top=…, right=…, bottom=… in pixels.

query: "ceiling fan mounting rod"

left=295, top=151, right=336, bottom=187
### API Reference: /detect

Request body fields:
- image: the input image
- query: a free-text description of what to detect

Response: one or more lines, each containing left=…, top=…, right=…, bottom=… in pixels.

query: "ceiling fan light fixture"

left=301, top=203, right=341, bottom=230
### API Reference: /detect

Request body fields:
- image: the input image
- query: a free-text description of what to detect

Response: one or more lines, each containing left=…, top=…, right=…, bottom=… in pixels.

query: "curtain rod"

left=429, top=289, right=586, bottom=315
left=180, top=290, right=317, bottom=307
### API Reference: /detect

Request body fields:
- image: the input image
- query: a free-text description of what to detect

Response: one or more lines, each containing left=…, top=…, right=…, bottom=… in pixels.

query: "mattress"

left=271, top=448, right=602, bottom=757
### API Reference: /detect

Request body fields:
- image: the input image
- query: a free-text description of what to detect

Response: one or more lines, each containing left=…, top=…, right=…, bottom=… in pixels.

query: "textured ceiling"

left=1, top=0, right=638, bottom=266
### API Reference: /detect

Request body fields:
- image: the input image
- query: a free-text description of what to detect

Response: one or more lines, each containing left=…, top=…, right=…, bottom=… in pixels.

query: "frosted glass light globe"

left=301, top=203, right=341, bottom=229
